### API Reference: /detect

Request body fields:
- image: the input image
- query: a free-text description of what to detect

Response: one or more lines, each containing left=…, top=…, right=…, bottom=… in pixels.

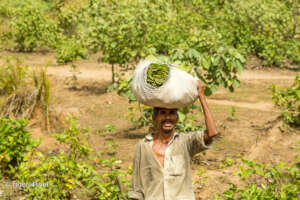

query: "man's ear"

left=152, top=113, right=156, bottom=122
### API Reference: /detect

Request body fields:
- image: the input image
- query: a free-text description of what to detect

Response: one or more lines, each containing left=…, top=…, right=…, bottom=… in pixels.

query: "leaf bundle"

left=146, top=63, right=169, bottom=88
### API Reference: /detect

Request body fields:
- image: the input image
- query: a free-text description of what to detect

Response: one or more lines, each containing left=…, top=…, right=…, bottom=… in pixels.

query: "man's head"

left=152, top=107, right=178, bottom=134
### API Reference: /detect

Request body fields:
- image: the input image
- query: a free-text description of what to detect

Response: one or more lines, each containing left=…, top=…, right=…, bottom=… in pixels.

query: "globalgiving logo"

left=12, top=181, right=49, bottom=189
left=3, top=181, right=49, bottom=190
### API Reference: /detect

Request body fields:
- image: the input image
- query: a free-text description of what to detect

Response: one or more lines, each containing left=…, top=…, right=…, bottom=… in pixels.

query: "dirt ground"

left=0, top=51, right=300, bottom=199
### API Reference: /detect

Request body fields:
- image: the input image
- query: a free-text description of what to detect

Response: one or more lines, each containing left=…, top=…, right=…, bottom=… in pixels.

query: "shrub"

left=17, top=118, right=130, bottom=200
left=53, top=117, right=91, bottom=161
left=18, top=151, right=97, bottom=200
left=218, top=0, right=300, bottom=66
left=218, top=157, right=300, bottom=199
left=10, top=4, right=60, bottom=51
left=271, top=74, right=300, bottom=126
left=0, top=117, right=40, bottom=177
left=55, top=36, right=88, bottom=63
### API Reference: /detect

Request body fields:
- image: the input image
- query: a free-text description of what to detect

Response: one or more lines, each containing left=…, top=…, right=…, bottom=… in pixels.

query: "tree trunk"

left=112, top=64, right=115, bottom=83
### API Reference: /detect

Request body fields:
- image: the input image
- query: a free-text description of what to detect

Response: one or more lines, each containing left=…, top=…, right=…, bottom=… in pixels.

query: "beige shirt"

left=128, top=131, right=208, bottom=200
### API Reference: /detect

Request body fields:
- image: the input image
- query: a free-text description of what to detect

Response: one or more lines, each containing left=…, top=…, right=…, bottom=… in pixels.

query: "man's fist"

left=197, top=80, right=205, bottom=97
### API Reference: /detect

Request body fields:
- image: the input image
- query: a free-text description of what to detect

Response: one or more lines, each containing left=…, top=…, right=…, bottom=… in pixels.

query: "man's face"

left=153, top=108, right=178, bottom=133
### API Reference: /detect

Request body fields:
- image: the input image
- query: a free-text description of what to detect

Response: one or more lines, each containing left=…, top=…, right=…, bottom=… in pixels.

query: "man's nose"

left=165, top=114, right=171, bottom=120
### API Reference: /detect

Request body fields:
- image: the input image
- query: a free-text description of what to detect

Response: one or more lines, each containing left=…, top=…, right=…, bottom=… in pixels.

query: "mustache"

left=162, top=120, right=175, bottom=124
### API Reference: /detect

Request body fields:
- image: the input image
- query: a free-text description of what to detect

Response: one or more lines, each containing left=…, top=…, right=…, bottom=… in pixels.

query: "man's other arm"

left=128, top=142, right=144, bottom=200
left=197, top=80, right=218, bottom=144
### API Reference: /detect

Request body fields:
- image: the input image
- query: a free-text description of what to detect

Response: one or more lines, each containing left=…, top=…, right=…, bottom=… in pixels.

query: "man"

left=129, top=81, right=218, bottom=200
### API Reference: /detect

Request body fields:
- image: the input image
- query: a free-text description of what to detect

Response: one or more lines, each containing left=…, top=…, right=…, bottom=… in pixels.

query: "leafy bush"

left=218, top=0, right=300, bottom=66
left=0, top=117, right=40, bottom=177
left=55, top=36, right=88, bottom=63
left=10, top=4, right=60, bottom=51
left=218, top=157, right=300, bottom=200
left=2, top=0, right=299, bottom=66
left=17, top=118, right=130, bottom=200
left=0, top=0, right=52, bottom=18
left=271, top=74, right=300, bottom=126
left=18, top=150, right=97, bottom=200
left=53, top=117, right=91, bottom=161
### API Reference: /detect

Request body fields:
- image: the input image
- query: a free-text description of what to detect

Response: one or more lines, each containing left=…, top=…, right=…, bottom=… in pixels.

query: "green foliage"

left=10, top=4, right=60, bottom=51
left=176, top=104, right=204, bottom=132
left=117, top=75, right=136, bottom=103
left=0, top=57, right=27, bottom=95
left=17, top=118, right=130, bottom=200
left=92, top=152, right=130, bottom=200
left=227, top=106, right=238, bottom=121
left=0, top=117, right=40, bottom=177
left=194, top=167, right=208, bottom=187
left=18, top=150, right=97, bottom=200
left=271, top=74, right=300, bottom=126
left=55, top=36, right=88, bottom=63
left=105, top=124, right=116, bottom=133
left=106, top=140, right=119, bottom=155
left=0, top=0, right=52, bottom=18
left=2, top=0, right=299, bottom=66
left=218, top=157, right=300, bottom=199
left=54, top=117, right=91, bottom=160
left=147, top=63, right=169, bottom=87
left=217, top=0, right=300, bottom=66
left=126, top=105, right=153, bottom=128
left=52, top=0, right=85, bottom=36
left=219, top=157, right=236, bottom=169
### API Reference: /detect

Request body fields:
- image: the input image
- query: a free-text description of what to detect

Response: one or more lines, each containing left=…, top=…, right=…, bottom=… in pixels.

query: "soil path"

left=207, top=99, right=275, bottom=111
left=239, top=70, right=296, bottom=80
left=44, top=64, right=296, bottom=111
left=45, top=64, right=296, bottom=82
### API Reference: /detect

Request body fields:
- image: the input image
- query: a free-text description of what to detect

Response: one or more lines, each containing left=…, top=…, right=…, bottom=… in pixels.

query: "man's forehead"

left=156, top=107, right=177, bottom=112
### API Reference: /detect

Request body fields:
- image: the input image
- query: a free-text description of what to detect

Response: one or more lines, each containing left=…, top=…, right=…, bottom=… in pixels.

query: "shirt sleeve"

left=128, top=141, right=144, bottom=200
left=184, top=130, right=209, bottom=157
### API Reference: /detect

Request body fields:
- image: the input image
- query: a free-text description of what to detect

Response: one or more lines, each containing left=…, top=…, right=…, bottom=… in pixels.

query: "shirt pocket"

left=141, top=166, right=153, bottom=183
left=169, top=155, right=185, bottom=176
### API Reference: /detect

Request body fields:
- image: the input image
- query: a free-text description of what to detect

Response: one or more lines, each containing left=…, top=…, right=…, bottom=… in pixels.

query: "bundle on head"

left=146, top=63, right=169, bottom=87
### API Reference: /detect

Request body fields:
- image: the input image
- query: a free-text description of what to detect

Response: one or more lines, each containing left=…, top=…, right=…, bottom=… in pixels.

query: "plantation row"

left=0, top=0, right=299, bottom=107
left=0, top=0, right=299, bottom=67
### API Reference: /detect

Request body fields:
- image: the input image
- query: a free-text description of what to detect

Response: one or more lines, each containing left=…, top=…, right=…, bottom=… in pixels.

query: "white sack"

left=131, top=60, right=199, bottom=109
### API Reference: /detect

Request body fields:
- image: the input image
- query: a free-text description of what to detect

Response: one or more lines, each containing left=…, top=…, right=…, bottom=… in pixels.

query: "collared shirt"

left=128, top=131, right=208, bottom=200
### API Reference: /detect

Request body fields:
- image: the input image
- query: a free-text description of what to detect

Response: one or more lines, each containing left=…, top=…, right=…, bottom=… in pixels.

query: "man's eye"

left=160, top=111, right=166, bottom=114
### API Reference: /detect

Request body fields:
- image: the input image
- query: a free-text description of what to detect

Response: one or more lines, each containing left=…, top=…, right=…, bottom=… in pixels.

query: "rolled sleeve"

left=184, top=130, right=209, bottom=157
left=128, top=191, right=144, bottom=200
left=128, top=142, right=144, bottom=200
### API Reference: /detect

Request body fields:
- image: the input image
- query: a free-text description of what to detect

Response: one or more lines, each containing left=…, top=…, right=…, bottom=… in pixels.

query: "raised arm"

left=197, top=80, right=218, bottom=143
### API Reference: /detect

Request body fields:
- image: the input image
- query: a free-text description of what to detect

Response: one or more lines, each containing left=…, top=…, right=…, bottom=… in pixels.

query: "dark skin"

left=152, top=80, right=218, bottom=167
left=131, top=81, right=218, bottom=200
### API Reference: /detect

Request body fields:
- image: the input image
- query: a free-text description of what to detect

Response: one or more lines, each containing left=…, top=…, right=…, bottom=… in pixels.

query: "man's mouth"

left=162, top=120, right=174, bottom=127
